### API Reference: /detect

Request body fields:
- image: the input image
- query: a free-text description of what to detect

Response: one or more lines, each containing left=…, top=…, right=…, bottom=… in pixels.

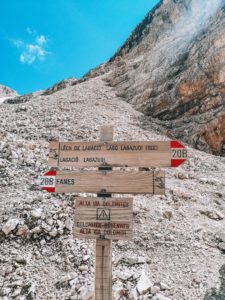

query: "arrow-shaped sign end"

left=171, top=159, right=186, bottom=168
left=42, top=187, right=55, bottom=193
left=171, top=140, right=185, bottom=149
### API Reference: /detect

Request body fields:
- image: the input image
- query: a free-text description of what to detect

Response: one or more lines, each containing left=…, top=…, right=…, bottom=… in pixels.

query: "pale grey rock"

left=199, top=178, right=209, bottom=184
left=0, top=143, right=12, bottom=160
left=160, top=282, right=170, bottom=291
left=218, top=232, right=225, bottom=242
left=3, top=265, right=13, bottom=276
left=15, top=256, right=27, bottom=264
left=69, top=278, right=78, bottom=289
left=59, top=272, right=77, bottom=284
left=218, top=242, right=225, bottom=251
left=57, top=219, right=64, bottom=228
left=129, top=288, right=139, bottom=300
left=40, top=239, right=46, bottom=246
left=79, top=285, right=94, bottom=300
left=112, top=281, right=125, bottom=298
left=115, top=269, right=133, bottom=281
left=79, top=265, right=89, bottom=272
left=45, top=218, right=54, bottom=226
left=41, top=222, right=51, bottom=232
left=65, top=218, right=73, bottom=231
left=0, top=287, right=11, bottom=296
left=31, top=208, right=42, bottom=219
left=11, top=287, right=21, bottom=298
left=151, top=286, right=160, bottom=295
left=136, top=272, right=153, bottom=295
left=82, top=255, right=90, bottom=262
left=2, top=219, right=20, bottom=235
left=31, top=226, right=42, bottom=234
left=58, top=229, right=64, bottom=235
left=49, top=229, right=58, bottom=237
left=16, top=225, right=28, bottom=236
left=119, top=255, right=146, bottom=265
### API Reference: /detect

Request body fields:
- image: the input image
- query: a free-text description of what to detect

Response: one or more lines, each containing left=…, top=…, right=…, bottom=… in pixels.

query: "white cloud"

left=12, top=40, right=24, bottom=47
left=19, top=44, right=46, bottom=64
left=36, top=35, right=46, bottom=46
left=26, top=27, right=36, bottom=35
left=11, top=29, right=49, bottom=65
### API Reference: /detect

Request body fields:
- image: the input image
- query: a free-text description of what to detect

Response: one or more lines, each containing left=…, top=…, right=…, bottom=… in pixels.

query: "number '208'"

left=41, top=177, right=54, bottom=186
left=172, top=149, right=187, bottom=158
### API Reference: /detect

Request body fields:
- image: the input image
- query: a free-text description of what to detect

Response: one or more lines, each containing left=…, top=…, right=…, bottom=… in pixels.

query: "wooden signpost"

left=95, top=126, right=113, bottom=300
left=41, top=125, right=188, bottom=300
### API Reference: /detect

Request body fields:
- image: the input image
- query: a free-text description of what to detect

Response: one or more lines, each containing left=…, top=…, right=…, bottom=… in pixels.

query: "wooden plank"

left=48, top=140, right=187, bottom=168
left=96, top=126, right=113, bottom=300
left=99, top=126, right=114, bottom=142
left=42, top=170, right=165, bottom=194
left=95, top=239, right=112, bottom=300
left=74, top=198, right=133, bottom=240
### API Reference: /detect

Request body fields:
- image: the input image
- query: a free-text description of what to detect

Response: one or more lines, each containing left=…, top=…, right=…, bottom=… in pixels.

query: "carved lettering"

left=145, top=145, right=158, bottom=150
left=73, top=146, right=80, bottom=150
left=82, top=145, right=102, bottom=151
left=83, top=157, right=105, bottom=163
left=120, top=145, right=143, bottom=151
left=78, top=200, right=91, bottom=206
left=59, top=157, right=78, bottom=162
left=56, top=179, right=75, bottom=185
left=60, top=145, right=72, bottom=151
left=106, top=145, right=118, bottom=151
left=102, top=201, right=129, bottom=208
left=80, top=228, right=91, bottom=234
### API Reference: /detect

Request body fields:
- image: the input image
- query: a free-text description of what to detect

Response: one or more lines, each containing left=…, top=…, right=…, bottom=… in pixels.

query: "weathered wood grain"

left=74, top=198, right=133, bottom=240
left=48, top=140, right=175, bottom=168
left=95, top=239, right=112, bottom=300
left=96, top=126, right=113, bottom=300
left=54, top=170, right=165, bottom=194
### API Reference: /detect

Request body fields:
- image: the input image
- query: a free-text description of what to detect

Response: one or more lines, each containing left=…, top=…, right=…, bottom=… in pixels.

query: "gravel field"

left=0, top=76, right=225, bottom=300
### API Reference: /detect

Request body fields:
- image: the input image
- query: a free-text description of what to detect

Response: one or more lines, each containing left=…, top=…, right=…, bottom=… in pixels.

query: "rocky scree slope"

left=0, top=76, right=225, bottom=300
left=87, top=0, right=225, bottom=157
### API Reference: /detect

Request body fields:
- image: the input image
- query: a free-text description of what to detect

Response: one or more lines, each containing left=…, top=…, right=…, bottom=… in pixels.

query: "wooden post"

left=95, top=126, right=113, bottom=300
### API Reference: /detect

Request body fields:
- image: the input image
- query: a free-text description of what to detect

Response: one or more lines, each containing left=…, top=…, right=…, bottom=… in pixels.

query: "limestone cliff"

left=93, top=0, right=225, bottom=156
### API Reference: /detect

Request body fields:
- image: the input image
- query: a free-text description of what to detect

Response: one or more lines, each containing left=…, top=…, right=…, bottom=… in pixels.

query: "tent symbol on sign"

left=96, top=208, right=111, bottom=220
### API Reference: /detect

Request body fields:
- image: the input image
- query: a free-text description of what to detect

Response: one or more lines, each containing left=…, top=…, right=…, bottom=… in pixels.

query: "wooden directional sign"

left=48, top=140, right=187, bottom=168
left=74, top=197, right=133, bottom=240
left=41, top=170, right=165, bottom=194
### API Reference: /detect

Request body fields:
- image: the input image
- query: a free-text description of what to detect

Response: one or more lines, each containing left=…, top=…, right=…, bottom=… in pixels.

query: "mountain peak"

left=0, top=84, right=18, bottom=98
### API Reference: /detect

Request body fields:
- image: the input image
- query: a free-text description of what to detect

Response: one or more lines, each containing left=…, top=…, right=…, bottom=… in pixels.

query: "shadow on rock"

left=204, top=265, right=225, bottom=299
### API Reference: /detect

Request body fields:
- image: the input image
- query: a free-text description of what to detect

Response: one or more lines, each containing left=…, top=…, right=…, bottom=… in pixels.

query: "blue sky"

left=0, top=0, right=159, bottom=95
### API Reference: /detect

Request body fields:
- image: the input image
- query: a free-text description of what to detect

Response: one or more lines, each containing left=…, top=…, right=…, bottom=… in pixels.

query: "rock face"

left=90, top=0, right=225, bottom=156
